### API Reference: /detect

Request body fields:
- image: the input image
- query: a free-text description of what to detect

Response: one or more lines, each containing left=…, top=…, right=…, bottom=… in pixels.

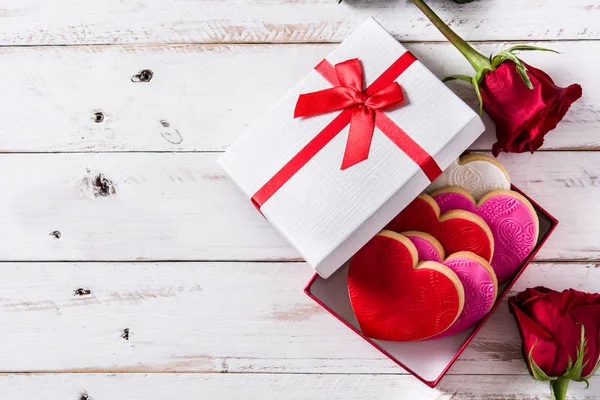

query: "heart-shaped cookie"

left=403, top=231, right=445, bottom=262
left=426, top=153, right=511, bottom=201
left=385, top=194, right=494, bottom=262
left=348, top=231, right=465, bottom=341
left=404, top=232, right=498, bottom=337
left=431, top=187, right=539, bottom=283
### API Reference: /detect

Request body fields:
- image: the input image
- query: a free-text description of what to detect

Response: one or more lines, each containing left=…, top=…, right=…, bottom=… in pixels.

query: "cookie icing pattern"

left=348, top=231, right=464, bottom=341
left=404, top=232, right=443, bottom=262
left=436, top=255, right=497, bottom=337
left=426, top=154, right=511, bottom=200
left=432, top=188, right=538, bottom=283
left=405, top=234, right=497, bottom=337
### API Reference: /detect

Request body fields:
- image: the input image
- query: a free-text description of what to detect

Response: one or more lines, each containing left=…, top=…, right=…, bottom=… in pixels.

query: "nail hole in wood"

left=93, top=112, right=105, bottom=123
left=122, top=328, right=131, bottom=340
left=79, top=394, right=91, bottom=400
left=74, top=288, right=92, bottom=296
left=131, top=69, right=154, bottom=83
left=50, top=231, right=61, bottom=239
left=93, top=173, right=116, bottom=197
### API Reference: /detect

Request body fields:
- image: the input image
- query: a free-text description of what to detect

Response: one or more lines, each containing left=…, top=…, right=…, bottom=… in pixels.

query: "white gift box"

left=219, top=17, right=485, bottom=278
left=219, top=18, right=560, bottom=387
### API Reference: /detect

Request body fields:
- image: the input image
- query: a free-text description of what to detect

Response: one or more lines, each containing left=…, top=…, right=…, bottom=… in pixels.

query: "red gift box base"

left=304, top=185, right=558, bottom=388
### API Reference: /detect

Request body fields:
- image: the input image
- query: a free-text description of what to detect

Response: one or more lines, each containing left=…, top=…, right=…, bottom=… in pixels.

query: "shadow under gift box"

left=305, top=185, right=557, bottom=388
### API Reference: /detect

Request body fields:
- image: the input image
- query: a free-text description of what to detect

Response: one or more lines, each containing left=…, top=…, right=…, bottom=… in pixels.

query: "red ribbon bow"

left=251, top=52, right=442, bottom=211
left=294, top=58, right=405, bottom=169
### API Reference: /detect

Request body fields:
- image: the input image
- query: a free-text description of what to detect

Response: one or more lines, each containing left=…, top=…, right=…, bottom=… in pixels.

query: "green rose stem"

left=551, top=378, right=570, bottom=400
left=410, top=0, right=490, bottom=73
left=409, top=0, right=557, bottom=114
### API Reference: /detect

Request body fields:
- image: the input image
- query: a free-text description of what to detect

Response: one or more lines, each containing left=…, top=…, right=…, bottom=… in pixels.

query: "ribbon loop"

left=335, top=58, right=364, bottom=91
left=294, top=58, right=406, bottom=170
left=294, top=86, right=360, bottom=118
left=365, top=82, right=404, bottom=110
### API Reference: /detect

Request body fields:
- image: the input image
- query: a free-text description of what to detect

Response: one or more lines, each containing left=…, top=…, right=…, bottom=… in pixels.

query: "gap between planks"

left=0, top=39, right=598, bottom=49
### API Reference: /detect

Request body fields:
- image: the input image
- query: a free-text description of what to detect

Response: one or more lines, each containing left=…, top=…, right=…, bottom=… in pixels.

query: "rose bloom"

left=481, top=62, right=582, bottom=156
left=509, top=287, right=600, bottom=378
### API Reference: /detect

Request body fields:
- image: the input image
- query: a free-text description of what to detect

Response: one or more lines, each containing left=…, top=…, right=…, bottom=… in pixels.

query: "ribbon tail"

left=294, top=87, right=360, bottom=118
left=341, top=106, right=375, bottom=170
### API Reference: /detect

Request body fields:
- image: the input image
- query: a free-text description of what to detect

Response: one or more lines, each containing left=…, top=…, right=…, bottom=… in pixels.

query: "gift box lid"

left=218, top=17, right=485, bottom=278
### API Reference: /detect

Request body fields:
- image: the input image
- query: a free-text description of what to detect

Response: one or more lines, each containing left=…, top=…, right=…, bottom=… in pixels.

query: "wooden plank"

left=0, top=373, right=598, bottom=400
left=0, top=261, right=596, bottom=375
left=0, top=151, right=597, bottom=261
left=1, top=1, right=599, bottom=45
left=0, top=41, right=595, bottom=152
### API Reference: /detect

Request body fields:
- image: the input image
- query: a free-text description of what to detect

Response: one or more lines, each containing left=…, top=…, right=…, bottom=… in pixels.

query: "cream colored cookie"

left=426, top=153, right=511, bottom=200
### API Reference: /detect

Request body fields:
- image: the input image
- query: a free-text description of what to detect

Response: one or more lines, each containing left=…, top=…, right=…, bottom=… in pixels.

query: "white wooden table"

left=1, top=1, right=599, bottom=399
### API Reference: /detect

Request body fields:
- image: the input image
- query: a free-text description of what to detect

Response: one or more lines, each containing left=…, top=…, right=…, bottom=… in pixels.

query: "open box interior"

left=305, top=186, right=557, bottom=387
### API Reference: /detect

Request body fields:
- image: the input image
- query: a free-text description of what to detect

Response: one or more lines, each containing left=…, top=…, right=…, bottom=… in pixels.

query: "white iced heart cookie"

left=426, top=153, right=510, bottom=200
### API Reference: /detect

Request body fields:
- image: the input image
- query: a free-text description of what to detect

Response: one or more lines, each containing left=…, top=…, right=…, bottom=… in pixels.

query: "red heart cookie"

left=385, top=194, right=494, bottom=262
left=348, top=231, right=465, bottom=341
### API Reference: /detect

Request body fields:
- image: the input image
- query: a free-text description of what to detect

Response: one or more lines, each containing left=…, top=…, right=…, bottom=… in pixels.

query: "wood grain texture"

left=0, top=0, right=599, bottom=45
left=3, top=1, right=600, bottom=397
left=0, top=373, right=598, bottom=399
left=0, top=41, right=595, bottom=152
left=0, top=151, right=597, bottom=262
left=0, top=261, right=596, bottom=375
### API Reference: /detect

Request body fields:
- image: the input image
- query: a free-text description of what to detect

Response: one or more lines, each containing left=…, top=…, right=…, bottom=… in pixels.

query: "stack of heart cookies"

left=348, top=153, right=540, bottom=342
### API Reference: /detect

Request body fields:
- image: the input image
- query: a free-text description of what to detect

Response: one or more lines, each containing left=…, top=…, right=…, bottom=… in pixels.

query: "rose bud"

left=411, top=0, right=582, bottom=155
left=509, top=287, right=600, bottom=400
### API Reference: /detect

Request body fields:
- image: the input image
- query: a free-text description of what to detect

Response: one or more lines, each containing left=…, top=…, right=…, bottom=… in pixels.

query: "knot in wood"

left=132, top=69, right=154, bottom=83
left=93, top=112, right=105, bottom=123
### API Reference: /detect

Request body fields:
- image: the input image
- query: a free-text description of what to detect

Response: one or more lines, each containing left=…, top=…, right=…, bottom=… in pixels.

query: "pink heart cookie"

left=403, top=231, right=444, bottom=262
left=404, top=231, right=498, bottom=337
left=431, top=188, right=539, bottom=283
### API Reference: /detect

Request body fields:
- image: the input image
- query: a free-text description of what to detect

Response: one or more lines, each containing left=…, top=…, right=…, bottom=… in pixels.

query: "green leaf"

left=472, top=78, right=484, bottom=116
left=563, top=325, right=587, bottom=381
left=490, top=51, right=509, bottom=70
left=565, top=355, right=573, bottom=374
left=494, top=50, right=534, bottom=89
left=443, top=74, right=473, bottom=84
left=508, top=45, right=560, bottom=54
left=442, top=72, right=486, bottom=114
left=529, top=340, right=555, bottom=382
left=577, top=378, right=591, bottom=389
left=582, top=358, right=600, bottom=381
left=517, top=65, right=534, bottom=89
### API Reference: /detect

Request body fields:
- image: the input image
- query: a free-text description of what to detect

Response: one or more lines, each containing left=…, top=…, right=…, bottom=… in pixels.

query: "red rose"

left=481, top=62, right=582, bottom=156
left=509, top=287, right=600, bottom=399
left=410, top=0, right=583, bottom=156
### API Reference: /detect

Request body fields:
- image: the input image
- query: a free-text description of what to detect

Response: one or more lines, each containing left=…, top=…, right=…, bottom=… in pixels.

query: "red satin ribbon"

left=294, top=58, right=405, bottom=170
left=251, top=52, right=442, bottom=210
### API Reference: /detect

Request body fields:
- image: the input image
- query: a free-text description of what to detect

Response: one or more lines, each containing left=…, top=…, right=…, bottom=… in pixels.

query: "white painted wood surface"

left=0, top=152, right=597, bottom=261
left=0, top=374, right=598, bottom=399
left=0, top=261, right=597, bottom=375
left=0, top=41, right=595, bottom=152
left=0, top=0, right=599, bottom=45
left=2, top=1, right=600, bottom=398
